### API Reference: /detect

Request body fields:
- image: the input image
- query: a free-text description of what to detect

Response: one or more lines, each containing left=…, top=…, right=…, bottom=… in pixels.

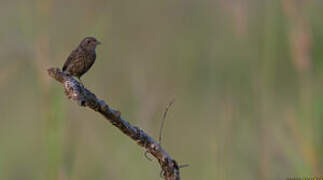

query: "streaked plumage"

left=62, top=37, right=101, bottom=81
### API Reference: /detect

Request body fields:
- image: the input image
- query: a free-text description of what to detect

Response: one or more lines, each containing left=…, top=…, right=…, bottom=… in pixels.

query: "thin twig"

left=179, top=164, right=189, bottom=168
left=47, top=68, right=181, bottom=180
left=159, top=98, right=175, bottom=145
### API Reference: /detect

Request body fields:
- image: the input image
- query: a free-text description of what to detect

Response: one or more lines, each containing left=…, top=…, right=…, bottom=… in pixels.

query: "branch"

left=47, top=67, right=181, bottom=180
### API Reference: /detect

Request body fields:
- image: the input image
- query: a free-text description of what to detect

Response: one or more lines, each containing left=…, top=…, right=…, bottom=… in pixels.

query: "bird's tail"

left=62, top=65, right=67, bottom=72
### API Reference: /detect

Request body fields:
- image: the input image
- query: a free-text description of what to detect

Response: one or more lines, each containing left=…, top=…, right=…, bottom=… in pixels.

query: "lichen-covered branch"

left=47, top=67, right=180, bottom=180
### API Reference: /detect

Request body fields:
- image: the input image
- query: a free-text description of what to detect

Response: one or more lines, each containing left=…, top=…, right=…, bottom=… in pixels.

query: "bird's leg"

left=77, top=77, right=84, bottom=87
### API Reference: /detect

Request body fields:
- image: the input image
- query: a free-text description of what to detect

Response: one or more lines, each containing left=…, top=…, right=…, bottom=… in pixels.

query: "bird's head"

left=80, top=37, right=101, bottom=51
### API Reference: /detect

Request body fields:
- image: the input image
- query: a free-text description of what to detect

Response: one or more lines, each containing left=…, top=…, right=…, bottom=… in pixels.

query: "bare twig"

left=179, top=164, right=189, bottom=168
left=47, top=67, right=181, bottom=180
left=159, top=98, right=175, bottom=145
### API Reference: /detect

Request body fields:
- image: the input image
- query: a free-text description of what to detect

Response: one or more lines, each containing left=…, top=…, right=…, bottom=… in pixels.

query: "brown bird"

left=62, top=37, right=101, bottom=84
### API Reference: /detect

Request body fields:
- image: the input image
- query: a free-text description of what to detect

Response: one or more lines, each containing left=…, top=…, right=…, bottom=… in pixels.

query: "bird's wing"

left=62, top=49, right=79, bottom=72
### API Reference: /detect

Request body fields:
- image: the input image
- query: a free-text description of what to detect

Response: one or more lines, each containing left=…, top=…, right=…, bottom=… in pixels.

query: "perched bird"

left=62, top=37, right=101, bottom=84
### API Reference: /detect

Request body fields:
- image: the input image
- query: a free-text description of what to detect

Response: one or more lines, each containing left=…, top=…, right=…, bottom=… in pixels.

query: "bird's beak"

left=96, top=41, right=101, bottom=45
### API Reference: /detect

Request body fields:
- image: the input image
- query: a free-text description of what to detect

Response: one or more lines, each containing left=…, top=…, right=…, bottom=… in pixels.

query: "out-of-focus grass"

left=1, top=0, right=323, bottom=179
left=46, top=88, right=66, bottom=180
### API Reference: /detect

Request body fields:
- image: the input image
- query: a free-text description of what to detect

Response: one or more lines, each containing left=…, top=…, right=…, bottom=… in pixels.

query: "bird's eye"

left=87, top=40, right=91, bottom=44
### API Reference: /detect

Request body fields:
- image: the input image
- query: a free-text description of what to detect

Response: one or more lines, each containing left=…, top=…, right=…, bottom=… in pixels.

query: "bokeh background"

left=1, top=0, right=323, bottom=179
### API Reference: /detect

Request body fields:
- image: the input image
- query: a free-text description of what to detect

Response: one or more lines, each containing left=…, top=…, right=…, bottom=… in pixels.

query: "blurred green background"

left=1, top=0, right=323, bottom=179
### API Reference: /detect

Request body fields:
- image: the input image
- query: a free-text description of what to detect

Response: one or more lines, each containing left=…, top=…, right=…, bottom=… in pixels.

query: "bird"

left=62, top=37, right=101, bottom=85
